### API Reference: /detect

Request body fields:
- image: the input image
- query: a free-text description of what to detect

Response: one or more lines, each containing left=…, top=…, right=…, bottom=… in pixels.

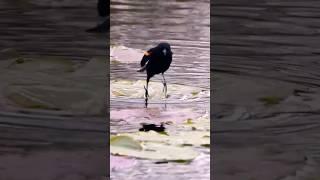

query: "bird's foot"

left=162, top=82, right=167, bottom=98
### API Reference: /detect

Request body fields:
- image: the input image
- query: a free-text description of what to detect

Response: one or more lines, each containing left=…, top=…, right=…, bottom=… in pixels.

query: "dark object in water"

left=86, top=0, right=109, bottom=33
left=98, top=0, right=107, bottom=17
left=137, top=42, right=173, bottom=107
left=86, top=18, right=109, bottom=33
left=139, top=123, right=165, bottom=132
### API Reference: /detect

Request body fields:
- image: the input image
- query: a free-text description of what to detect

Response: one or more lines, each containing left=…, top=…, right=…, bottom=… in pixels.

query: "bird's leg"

left=144, top=85, right=149, bottom=98
left=164, top=97, right=167, bottom=110
left=162, top=73, right=167, bottom=98
left=144, top=77, right=150, bottom=108
left=144, top=77, right=150, bottom=98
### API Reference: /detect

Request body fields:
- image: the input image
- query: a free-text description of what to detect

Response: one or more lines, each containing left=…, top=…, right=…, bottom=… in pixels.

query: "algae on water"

left=259, top=96, right=283, bottom=106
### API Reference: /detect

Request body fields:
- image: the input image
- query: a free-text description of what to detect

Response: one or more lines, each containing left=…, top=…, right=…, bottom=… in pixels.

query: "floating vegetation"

left=111, top=115, right=210, bottom=161
left=110, top=79, right=209, bottom=102
left=110, top=134, right=199, bottom=161
left=185, top=118, right=194, bottom=124
left=6, top=90, right=57, bottom=110
left=259, top=96, right=284, bottom=106
left=110, top=135, right=143, bottom=151
left=110, top=58, right=121, bottom=64
left=0, top=53, right=106, bottom=114
left=191, top=91, right=199, bottom=96
left=7, top=56, right=76, bottom=73
left=15, top=57, right=25, bottom=64
left=112, top=90, right=126, bottom=97
left=110, top=45, right=144, bottom=63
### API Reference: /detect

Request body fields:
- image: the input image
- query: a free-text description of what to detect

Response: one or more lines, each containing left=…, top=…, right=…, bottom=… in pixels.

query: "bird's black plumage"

left=138, top=42, right=173, bottom=107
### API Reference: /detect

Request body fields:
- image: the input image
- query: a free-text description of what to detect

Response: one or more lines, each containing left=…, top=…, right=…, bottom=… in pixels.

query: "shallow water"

left=110, top=0, right=210, bottom=89
left=110, top=0, right=210, bottom=179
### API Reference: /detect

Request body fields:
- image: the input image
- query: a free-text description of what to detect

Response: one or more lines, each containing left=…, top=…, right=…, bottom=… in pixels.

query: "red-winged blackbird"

left=137, top=42, right=173, bottom=106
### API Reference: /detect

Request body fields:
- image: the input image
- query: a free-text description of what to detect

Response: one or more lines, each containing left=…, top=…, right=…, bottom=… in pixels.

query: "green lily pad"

left=110, top=135, right=143, bottom=151
left=110, top=45, right=144, bottom=63
left=110, top=112, right=210, bottom=161
left=0, top=53, right=106, bottom=114
left=4, top=85, right=101, bottom=114
left=118, top=130, right=210, bottom=147
left=111, top=139, right=198, bottom=161
left=259, top=96, right=283, bottom=106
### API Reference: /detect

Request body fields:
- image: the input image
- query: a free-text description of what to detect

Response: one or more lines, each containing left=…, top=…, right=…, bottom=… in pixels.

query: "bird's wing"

left=140, top=55, right=149, bottom=67
left=137, top=60, right=148, bottom=72
left=140, top=48, right=154, bottom=67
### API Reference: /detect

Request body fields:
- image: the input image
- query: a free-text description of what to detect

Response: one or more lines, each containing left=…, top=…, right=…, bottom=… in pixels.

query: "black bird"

left=137, top=42, right=173, bottom=107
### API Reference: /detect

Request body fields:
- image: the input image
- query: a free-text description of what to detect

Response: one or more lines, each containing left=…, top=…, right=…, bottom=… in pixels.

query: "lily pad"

left=111, top=138, right=198, bottom=161
left=118, top=130, right=210, bottom=147
left=110, top=111, right=210, bottom=161
left=0, top=51, right=106, bottom=114
left=4, top=85, right=103, bottom=114
left=7, top=57, right=76, bottom=73
left=110, top=135, right=143, bottom=151
left=259, top=96, right=284, bottom=106
left=110, top=46, right=144, bottom=63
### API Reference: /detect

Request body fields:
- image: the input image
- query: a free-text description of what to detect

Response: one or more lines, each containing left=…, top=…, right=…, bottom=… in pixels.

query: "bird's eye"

left=162, top=49, right=167, bottom=56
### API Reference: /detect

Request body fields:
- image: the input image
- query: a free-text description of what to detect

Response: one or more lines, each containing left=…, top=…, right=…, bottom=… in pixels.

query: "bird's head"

left=157, top=42, right=172, bottom=57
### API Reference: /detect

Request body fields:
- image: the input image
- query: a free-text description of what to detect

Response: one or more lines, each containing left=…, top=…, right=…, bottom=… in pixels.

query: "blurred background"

left=0, top=0, right=107, bottom=179
left=0, top=0, right=105, bottom=58
left=212, top=0, right=320, bottom=179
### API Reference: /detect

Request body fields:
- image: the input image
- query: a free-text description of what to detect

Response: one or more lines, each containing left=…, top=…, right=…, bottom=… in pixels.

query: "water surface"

left=110, top=0, right=210, bottom=179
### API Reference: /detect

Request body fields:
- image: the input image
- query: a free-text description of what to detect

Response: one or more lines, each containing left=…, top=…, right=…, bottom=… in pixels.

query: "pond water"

left=110, top=0, right=210, bottom=179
